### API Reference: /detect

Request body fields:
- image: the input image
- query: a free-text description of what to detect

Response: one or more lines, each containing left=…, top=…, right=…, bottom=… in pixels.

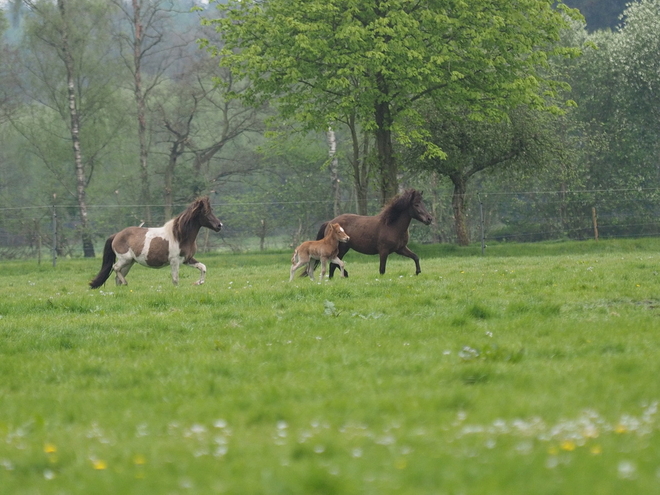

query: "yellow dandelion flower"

left=43, top=443, right=57, bottom=454
left=560, top=440, right=576, bottom=451
left=92, top=459, right=108, bottom=470
left=615, top=424, right=627, bottom=434
left=133, top=455, right=147, bottom=465
left=590, top=444, right=602, bottom=455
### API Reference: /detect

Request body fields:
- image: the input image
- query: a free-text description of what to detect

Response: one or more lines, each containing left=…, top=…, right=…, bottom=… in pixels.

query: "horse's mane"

left=172, top=196, right=211, bottom=242
left=380, top=189, right=419, bottom=225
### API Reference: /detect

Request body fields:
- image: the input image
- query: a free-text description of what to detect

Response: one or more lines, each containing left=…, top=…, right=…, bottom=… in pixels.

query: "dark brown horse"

left=314, top=189, right=433, bottom=278
left=89, top=196, right=222, bottom=288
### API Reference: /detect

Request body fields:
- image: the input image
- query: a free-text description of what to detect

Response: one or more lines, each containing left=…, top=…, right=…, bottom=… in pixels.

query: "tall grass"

left=2, top=238, right=660, bottom=493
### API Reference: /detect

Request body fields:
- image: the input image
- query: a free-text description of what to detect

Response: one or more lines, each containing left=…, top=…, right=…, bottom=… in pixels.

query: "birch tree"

left=17, top=0, right=123, bottom=256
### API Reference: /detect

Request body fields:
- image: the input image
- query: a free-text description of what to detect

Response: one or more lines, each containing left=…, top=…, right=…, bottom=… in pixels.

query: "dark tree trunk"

left=451, top=174, right=470, bottom=246
left=132, top=0, right=152, bottom=225
left=374, top=98, right=397, bottom=204
left=347, top=114, right=370, bottom=215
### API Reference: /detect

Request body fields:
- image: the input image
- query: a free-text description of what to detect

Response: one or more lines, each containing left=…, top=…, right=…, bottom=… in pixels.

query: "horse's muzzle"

left=423, top=216, right=433, bottom=225
left=212, top=222, right=223, bottom=232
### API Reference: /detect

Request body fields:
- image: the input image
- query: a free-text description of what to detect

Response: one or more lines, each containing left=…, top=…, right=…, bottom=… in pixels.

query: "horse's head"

left=330, top=223, right=350, bottom=243
left=409, top=190, right=433, bottom=225
left=197, top=197, right=223, bottom=232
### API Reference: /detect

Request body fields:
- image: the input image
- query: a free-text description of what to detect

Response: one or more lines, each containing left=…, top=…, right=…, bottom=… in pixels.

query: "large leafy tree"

left=411, top=105, right=565, bottom=245
left=612, top=0, right=660, bottom=171
left=202, top=0, right=581, bottom=203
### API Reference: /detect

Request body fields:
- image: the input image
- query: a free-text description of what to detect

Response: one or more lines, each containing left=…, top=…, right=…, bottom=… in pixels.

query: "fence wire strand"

left=1, top=188, right=659, bottom=259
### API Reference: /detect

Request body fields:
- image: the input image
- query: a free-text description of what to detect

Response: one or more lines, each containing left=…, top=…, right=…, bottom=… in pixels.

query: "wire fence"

left=2, top=188, right=660, bottom=261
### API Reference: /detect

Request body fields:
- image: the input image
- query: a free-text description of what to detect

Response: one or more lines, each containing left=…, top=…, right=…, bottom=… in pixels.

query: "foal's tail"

left=300, top=222, right=328, bottom=277
left=89, top=234, right=117, bottom=289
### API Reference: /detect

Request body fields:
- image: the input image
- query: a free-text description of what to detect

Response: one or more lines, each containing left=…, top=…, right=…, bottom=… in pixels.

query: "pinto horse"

left=89, top=196, right=222, bottom=288
left=314, top=189, right=433, bottom=278
left=290, top=223, right=350, bottom=281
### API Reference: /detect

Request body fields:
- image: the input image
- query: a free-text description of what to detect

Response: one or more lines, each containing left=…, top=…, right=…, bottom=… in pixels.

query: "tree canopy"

left=202, top=0, right=582, bottom=201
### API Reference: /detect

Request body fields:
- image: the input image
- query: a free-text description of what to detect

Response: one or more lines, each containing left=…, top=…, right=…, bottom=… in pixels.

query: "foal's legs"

left=395, top=246, right=422, bottom=275
left=290, top=260, right=307, bottom=281
left=328, top=244, right=350, bottom=279
left=186, top=257, right=207, bottom=285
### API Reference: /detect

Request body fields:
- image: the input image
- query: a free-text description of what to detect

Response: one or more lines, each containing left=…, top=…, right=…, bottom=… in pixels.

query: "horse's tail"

left=89, top=234, right=117, bottom=289
left=291, top=248, right=298, bottom=265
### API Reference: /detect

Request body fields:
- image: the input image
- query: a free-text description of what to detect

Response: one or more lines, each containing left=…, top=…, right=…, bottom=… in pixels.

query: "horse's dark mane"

left=380, top=189, right=418, bottom=225
left=172, top=197, right=210, bottom=242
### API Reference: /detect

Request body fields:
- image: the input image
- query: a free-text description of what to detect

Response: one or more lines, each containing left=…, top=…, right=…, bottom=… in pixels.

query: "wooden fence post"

left=592, top=206, right=599, bottom=241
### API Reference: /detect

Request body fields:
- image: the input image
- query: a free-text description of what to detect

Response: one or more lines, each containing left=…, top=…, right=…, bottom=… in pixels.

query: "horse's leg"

left=396, top=246, right=422, bottom=275
left=170, top=259, right=180, bottom=286
left=186, top=257, right=207, bottom=285
left=330, top=257, right=346, bottom=277
left=113, top=257, right=133, bottom=286
left=320, top=259, right=327, bottom=281
left=379, top=251, right=390, bottom=275
left=329, top=245, right=350, bottom=279
left=290, top=261, right=306, bottom=281
left=307, top=261, right=315, bottom=281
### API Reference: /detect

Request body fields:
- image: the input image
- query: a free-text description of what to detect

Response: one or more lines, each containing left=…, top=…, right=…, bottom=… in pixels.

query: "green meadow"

left=2, top=238, right=660, bottom=493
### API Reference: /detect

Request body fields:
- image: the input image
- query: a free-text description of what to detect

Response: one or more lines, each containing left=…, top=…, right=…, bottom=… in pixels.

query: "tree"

left=202, top=0, right=581, bottom=204
left=412, top=106, right=564, bottom=245
left=15, top=0, right=124, bottom=257
left=612, top=0, right=660, bottom=173
left=155, top=53, right=265, bottom=217
left=111, top=0, right=197, bottom=224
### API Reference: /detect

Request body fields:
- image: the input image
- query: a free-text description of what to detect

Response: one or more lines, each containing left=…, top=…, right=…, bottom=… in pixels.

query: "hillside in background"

left=564, top=0, right=628, bottom=31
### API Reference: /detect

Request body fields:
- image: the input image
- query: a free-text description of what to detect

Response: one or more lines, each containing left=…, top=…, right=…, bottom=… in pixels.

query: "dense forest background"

left=564, top=0, right=628, bottom=30
left=1, top=0, right=660, bottom=259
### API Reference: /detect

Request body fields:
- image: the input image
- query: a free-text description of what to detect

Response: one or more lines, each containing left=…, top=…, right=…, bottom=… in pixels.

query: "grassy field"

left=2, top=238, right=660, bottom=493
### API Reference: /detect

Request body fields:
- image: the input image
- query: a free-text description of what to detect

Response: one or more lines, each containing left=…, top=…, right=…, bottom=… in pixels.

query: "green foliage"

left=202, top=0, right=583, bottom=198
left=206, top=0, right=582, bottom=125
left=2, top=239, right=660, bottom=492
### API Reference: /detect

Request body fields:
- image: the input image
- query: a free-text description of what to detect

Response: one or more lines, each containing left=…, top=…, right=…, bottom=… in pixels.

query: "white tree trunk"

left=327, top=127, right=340, bottom=216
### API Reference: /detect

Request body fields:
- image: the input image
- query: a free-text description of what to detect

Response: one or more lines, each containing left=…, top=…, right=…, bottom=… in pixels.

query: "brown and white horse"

left=290, top=223, right=350, bottom=282
left=89, top=197, right=222, bottom=288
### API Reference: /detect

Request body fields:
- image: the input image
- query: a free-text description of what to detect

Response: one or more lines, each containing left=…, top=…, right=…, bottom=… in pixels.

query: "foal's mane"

left=172, top=196, right=211, bottom=242
left=380, top=189, right=419, bottom=225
